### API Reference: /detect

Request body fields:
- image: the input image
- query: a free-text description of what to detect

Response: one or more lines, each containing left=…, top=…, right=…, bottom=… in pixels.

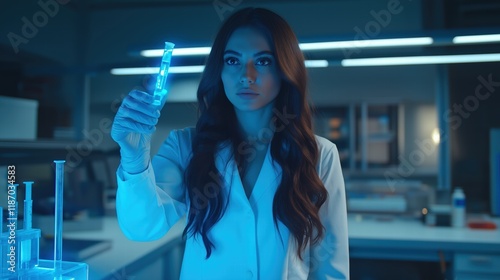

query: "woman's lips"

left=237, top=90, right=259, bottom=99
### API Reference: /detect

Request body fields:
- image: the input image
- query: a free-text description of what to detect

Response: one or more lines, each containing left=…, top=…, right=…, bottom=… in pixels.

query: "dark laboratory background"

left=1, top=0, right=500, bottom=279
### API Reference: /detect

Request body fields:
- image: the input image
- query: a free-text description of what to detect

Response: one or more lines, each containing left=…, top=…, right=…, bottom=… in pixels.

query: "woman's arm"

left=309, top=141, right=350, bottom=280
left=116, top=129, right=188, bottom=241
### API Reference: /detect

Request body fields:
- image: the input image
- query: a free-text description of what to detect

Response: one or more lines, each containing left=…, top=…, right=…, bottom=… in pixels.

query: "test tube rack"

left=1, top=160, right=88, bottom=279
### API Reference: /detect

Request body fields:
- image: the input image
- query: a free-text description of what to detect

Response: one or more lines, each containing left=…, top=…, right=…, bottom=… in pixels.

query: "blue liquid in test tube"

left=153, top=41, right=175, bottom=106
left=21, top=181, right=34, bottom=270
left=23, top=181, right=33, bottom=230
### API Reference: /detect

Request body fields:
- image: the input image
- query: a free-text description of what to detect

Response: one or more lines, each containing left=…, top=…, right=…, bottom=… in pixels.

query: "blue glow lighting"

left=141, top=46, right=211, bottom=57
left=299, top=37, right=433, bottom=51
left=110, top=65, right=205, bottom=75
left=341, top=53, right=500, bottom=67
left=304, top=60, right=328, bottom=67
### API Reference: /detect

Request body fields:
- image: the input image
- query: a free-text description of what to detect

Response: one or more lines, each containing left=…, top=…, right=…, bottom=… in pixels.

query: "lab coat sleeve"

left=309, top=143, right=349, bottom=280
left=116, top=129, right=188, bottom=241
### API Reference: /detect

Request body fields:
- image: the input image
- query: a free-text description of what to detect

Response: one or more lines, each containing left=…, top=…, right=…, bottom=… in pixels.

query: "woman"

left=111, top=7, right=349, bottom=280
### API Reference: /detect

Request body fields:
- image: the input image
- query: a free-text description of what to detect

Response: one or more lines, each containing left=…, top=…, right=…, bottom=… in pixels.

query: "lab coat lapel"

left=214, top=142, right=249, bottom=209
left=248, top=144, right=282, bottom=205
left=214, top=142, right=282, bottom=207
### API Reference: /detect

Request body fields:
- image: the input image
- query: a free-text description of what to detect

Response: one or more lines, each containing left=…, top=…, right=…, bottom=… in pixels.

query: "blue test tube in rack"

left=20, top=181, right=37, bottom=271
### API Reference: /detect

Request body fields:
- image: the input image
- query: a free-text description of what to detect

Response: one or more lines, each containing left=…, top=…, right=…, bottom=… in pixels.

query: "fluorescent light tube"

left=299, top=37, right=433, bottom=51
left=110, top=67, right=159, bottom=75
left=141, top=47, right=211, bottom=57
left=453, top=34, right=500, bottom=44
left=111, top=65, right=205, bottom=75
left=304, top=60, right=328, bottom=67
left=167, top=65, right=205, bottom=73
left=341, top=53, right=500, bottom=67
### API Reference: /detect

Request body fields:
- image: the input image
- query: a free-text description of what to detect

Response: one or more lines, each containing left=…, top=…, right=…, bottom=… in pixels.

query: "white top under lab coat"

left=116, top=127, right=349, bottom=280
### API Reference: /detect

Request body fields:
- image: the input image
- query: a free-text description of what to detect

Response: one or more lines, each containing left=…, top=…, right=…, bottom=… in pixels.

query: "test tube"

left=53, top=160, right=65, bottom=275
left=23, top=181, right=33, bottom=230
left=153, top=41, right=175, bottom=105
left=21, top=182, right=34, bottom=269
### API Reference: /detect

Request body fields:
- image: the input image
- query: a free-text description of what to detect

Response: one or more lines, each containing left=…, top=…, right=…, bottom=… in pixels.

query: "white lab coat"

left=116, top=127, right=349, bottom=280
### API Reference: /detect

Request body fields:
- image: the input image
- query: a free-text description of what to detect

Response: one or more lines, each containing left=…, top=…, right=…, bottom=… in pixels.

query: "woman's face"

left=221, top=27, right=281, bottom=112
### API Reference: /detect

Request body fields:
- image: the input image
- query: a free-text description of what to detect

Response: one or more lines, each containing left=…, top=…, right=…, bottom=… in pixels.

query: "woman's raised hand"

left=111, top=89, right=165, bottom=174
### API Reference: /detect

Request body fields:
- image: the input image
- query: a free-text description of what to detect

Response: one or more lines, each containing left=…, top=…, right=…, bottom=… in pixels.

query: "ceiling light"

left=304, top=60, right=328, bottom=67
left=299, top=37, right=433, bottom=51
left=140, top=47, right=211, bottom=57
left=453, top=34, right=500, bottom=44
left=341, top=53, right=500, bottom=67
left=111, top=65, right=205, bottom=75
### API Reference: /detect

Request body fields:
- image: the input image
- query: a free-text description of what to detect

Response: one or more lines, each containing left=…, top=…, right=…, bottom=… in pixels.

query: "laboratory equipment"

left=54, top=160, right=65, bottom=275
left=345, top=179, right=434, bottom=218
left=451, top=187, right=466, bottom=227
left=21, top=182, right=34, bottom=271
left=0, top=161, right=88, bottom=279
left=423, top=204, right=451, bottom=227
left=153, top=41, right=175, bottom=105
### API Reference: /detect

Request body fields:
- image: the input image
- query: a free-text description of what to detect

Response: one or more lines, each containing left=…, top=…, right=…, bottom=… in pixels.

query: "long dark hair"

left=182, top=7, right=328, bottom=260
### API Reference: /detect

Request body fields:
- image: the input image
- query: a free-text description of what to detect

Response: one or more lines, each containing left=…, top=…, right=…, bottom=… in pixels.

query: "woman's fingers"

left=111, top=88, right=164, bottom=142
left=113, top=117, right=156, bottom=134
left=129, top=89, right=154, bottom=104
left=114, top=109, right=157, bottom=135
left=123, top=91, right=160, bottom=118
left=118, top=105, right=159, bottom=126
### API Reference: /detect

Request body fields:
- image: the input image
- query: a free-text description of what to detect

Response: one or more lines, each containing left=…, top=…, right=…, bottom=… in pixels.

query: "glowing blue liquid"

left=153, top=89, right=168, bottom=105
left=22, top=181, right=34, bottom=271
left=153, top=60, right=170, bottom=105
left=153, top=41, right=174, bottom=105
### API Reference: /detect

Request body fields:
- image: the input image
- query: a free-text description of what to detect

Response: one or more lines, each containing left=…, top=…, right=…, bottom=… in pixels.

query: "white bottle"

left=451, top=187, right=466, bottom=228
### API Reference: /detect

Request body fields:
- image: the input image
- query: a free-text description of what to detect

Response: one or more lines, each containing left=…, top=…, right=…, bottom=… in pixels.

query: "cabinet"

left=454, top=253, right=500, bottom=279
left=349, top=216, right=500, bottom=280
left=314, top=105, right=351, bottom=168
left=314, top=103, right=399, bottom=172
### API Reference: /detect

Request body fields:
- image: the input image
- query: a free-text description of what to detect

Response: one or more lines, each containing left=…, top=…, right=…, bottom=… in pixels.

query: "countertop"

left=61, top=214, right=500, bottom=278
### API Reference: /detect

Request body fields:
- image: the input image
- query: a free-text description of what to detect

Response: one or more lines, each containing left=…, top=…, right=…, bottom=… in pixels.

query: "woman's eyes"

left=256, top=57, right=272, bottom=66
left=225, top=57, right=239, bottom=65
left=224, top=56, right=273, bottom=66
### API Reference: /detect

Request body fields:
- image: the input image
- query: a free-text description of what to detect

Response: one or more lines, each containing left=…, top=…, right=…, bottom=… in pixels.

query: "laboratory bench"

left=349, top=215, right=500, bottom=279
left=62, top=217, right=186, bottom=280
left=62, top=215, right=500, bottom=280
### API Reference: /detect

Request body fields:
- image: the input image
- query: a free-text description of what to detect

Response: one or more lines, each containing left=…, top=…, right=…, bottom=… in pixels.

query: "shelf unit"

left=314, top=103, right=400, bottom=173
